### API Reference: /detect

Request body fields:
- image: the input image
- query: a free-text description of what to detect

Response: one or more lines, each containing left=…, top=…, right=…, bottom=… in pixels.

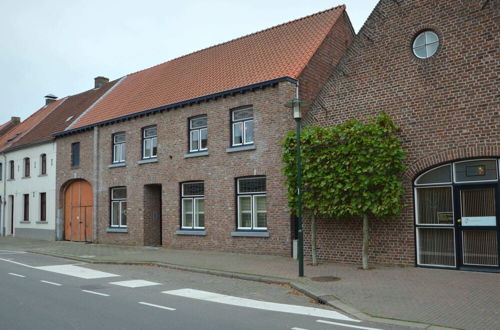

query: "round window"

left=412, top=30, right=439, bottom=59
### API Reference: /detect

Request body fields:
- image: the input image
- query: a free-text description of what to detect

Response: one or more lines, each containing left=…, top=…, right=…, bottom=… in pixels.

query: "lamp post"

left=284, top=97, right=306, bottom=277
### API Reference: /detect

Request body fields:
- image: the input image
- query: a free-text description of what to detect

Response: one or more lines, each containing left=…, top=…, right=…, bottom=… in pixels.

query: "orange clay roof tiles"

left=71, top=6, right=345, bottom=129
left=0, top=98, right=65, bottom=152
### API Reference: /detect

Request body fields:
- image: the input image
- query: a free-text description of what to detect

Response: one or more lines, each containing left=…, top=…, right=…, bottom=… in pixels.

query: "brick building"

left=53, top=7, right=355, bottom=256
left=305, top=0, right=499, bottom=270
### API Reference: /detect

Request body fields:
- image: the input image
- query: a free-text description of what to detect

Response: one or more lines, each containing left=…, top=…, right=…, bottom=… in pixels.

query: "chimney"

left=44, top=94, right=57, bottom=105
left=94, top=76, right=109, bottom=88
left=11, top=116, right=20, bottom=124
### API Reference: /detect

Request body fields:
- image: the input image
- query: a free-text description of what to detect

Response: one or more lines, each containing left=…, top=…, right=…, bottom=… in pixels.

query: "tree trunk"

left=311, top=214, right=317, bottom=266
left=362, top=214, right=369, bottom=270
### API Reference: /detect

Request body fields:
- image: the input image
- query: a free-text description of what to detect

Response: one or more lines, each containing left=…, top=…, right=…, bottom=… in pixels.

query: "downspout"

left=92, top=126, right=100, bottom=243
left=1, top=153, right=6, bottom=236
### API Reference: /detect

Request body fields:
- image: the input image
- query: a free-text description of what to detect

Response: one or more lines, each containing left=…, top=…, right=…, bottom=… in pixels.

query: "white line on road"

left=317, top=320, right=382, bottom=330
left=0, top=250, right=27, bottom=254
left=138, top=302, right=176, bottom=311
left=8, top=272, right=25, bottom=278
left=291, top=327, right=309, bottom=330
left=41, top=280, right=62, bottom=286
left=163, top=288, right=358, bottom=322
left=82, top=290, right=110, bottom=297
left=36, top=265, right=120, bottom=279
left=0, top=257, right=36, bottom=268
left=110, top=280, right=161, bottom=288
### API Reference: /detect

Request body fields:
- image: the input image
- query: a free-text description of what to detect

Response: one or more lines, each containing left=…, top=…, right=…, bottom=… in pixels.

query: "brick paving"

left=1, top=237, right=498, bottom=329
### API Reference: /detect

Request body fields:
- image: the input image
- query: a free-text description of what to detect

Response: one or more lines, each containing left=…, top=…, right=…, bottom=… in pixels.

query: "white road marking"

left=163, top=289, right=358, bottom=322
left=0, top=257, right=36, bottom=268
left=317, top=320, right=382, bottom=330
left=8, top=272, right=25, bottom=278
left=0, top=250, right=26, bottom=254
left=35, top=265, right=120, bottom=279
left=110, top=280, right=161, bottom=288
left=41, top=280, right=62, bottom=286
left=82, top=290, right=110, bottom=297
left=138, top=302, right=176, bottom=311
left=291, top=327, right=309, bottom=330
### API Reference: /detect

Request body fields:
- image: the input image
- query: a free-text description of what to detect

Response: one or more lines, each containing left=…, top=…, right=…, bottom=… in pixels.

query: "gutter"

left=54, top=76, right=298, bottom=138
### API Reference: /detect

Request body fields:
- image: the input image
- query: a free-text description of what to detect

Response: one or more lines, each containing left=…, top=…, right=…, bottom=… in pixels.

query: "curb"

left=28, top=249, right=457, bottom=330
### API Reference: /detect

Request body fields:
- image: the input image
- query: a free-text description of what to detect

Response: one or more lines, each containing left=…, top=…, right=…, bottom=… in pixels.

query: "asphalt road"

left=0, top=250, right=409, bottom=330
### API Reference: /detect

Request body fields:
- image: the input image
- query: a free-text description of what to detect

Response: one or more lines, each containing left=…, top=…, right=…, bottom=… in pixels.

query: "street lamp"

left=284, top=97, right=308, bottom=277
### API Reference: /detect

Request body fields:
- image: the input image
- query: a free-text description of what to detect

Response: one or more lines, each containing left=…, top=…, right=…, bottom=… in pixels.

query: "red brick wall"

left=57, top=82, right=298, bottom=256
left=299, top=11, right=354, bottom=107
left=304, top=0, right=499, bottom=265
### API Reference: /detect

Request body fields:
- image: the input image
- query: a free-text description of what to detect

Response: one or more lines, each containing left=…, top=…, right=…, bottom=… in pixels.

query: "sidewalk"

left=1, top=237, right=498, bottom=330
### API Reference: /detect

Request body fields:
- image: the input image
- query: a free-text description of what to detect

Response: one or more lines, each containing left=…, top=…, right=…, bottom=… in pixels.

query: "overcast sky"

left=0, top=0, right=378, bottom=123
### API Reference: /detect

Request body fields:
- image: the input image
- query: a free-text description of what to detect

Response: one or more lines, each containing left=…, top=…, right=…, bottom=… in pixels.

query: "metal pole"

left=295, top=117, right=304, bottom=277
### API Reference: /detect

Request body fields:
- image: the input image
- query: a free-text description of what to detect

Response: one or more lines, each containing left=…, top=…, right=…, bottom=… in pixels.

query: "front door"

left=457, top=185, right=499, bottom=268
left=64, top=180, right=93, bottom=242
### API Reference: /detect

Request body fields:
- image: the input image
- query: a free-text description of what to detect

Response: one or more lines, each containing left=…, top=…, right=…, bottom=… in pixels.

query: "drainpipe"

left=1, top=153, right=6, bottom=236
left=92, top=126, right=99, bottom=243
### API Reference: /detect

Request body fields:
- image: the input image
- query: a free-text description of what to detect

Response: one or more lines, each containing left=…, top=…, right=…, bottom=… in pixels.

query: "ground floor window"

left=236, top=177, right=266, bottom=230
left=414, top=159, right=499, bottom=269
left=181, top=182, right=204, bottom=229
left=23, top=194, right=29, bottom=221
left=40, top=192, right=46, bottom=222
left=110, top=187, right=127, bottom=227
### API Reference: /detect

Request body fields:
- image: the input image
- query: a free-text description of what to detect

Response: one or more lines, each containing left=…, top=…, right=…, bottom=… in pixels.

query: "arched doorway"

left=64, top=179, right=93, bottom=242
left=414, top=158, right=499, bottom=271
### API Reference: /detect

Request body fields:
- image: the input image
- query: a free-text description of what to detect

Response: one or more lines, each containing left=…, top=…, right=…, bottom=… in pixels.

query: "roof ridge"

left=126, top=5, right=346, bottom=78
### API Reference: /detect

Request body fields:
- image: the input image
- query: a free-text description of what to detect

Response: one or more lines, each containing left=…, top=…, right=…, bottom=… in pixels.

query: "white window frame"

left=112, top=133, right=126, bottom=163
left=40, top=154, right=47, bottom=175
left=189, top=116, right=208, bottom=153
left=416, top=227, right=456, bottom=268
left=453, top=159, right=498, bottom=184
left=142, top=127, right=157, bottom=159
left=236, top=177, right=266, bottom=230
left=110, top=187, right=127, bottom=228
left=231, top=108, right=254, bottom=147
left=181, top=182, right=205, bottom=229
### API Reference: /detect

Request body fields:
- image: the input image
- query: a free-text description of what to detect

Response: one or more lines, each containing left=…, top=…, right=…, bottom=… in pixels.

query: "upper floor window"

left=112, top=132, right=126, bottom=163
left=0, top=162, right=2, bottom=181
left=110, top=187, right=127, bottom=228
left=189, top=116, right=208, bottom=152
left=413, top=30, right=439, bottom=59
left=181, top=182, right=205, bottom=229
left=231, top=107, right=254, bottom=147
left=9, top=160, right=14, bottom=180
left=23, top=158, right=30, bottom=177
left=142, top=127, right=157, bottom=159
left=40, top=154, right=47, bottom=175
left=236, top=177, right=266, bottom=230
left=71, top=142, right=80, bottom=167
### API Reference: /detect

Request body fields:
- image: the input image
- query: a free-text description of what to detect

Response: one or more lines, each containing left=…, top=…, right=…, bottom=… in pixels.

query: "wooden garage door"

left=64, top=180, right=93, bottom=242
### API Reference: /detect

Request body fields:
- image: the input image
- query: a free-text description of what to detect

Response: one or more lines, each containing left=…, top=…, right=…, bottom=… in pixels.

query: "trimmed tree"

left=283, top=113, right=405, bottom=269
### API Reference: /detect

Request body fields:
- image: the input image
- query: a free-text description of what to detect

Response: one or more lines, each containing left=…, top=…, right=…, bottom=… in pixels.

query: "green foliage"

left=282, top=113, right=406, bottom=219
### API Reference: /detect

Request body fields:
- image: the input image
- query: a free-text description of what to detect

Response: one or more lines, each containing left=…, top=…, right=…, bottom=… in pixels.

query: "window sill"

left=7, top=179, right=15, bottom=181
left=20, top=221, right=31, bottom=224
left=38, top=174, right=48, bottom=177
left=107, top=227, right=128, bottom=233
left=36, top=221, right=48, bottom=224
left=184, top=151, right=209, bottom=159
left=138, top=158, right=158, bottom=165
left=22, top=176, right=31, bottom=179
left=226, top=145, right=256, bottom=153
left=231, top=231, right=269, bottom=237
left=108, top=162, right=126, bottom=168
left=175, top=230, right=207, bottom=236
left=71, top=166, right=81, bottom=170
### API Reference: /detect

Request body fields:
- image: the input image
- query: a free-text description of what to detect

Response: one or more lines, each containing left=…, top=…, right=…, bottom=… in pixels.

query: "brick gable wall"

left=304, top=0, right=499, bottom=265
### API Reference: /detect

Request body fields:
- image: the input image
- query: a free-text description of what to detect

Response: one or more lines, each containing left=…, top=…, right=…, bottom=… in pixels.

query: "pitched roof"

left=8, top=80, right=118, bottom=151
left=0, top=118, right=18, bottom=137
left=70, top=6, right=345, bottom=129
left=0, top=99, right=65, bottom=152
